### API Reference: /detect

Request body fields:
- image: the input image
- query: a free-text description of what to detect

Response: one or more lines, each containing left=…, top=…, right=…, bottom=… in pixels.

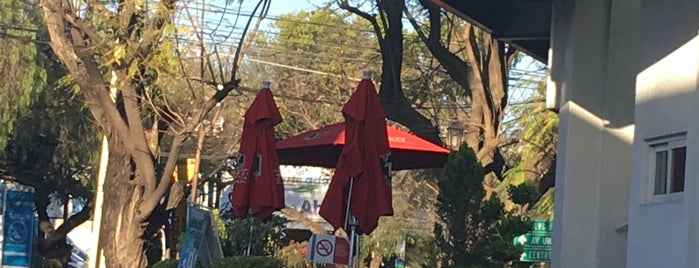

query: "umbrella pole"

left=344, top=177, right=355, bottom=229
left=349, top=224, right=357, bottom=268
left=345, top=177, right=360, bottom=268
left=246, top=209, right=254, bottom=256
left=349, top=222, right=361, bottom=268
left=246, top=222, right=253, bottom=256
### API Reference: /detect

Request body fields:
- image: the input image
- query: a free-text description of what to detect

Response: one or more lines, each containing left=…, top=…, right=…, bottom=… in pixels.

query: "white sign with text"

left=280, top=165, right=332, bottom=229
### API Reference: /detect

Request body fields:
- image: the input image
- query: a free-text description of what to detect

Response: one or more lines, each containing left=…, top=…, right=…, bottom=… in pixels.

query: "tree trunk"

left=407, top=2, right=515, bottom=181
left=340, top=0, right=444, bottom=145
left=100, top=137, right=148, bottom=267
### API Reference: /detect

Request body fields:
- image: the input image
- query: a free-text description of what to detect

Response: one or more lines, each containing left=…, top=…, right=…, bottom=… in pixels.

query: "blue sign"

left=178, top=204, right=223, bottom=268
left=3, top=190, right=35, bottom=267
left=178, top=206, right=208, bottom=268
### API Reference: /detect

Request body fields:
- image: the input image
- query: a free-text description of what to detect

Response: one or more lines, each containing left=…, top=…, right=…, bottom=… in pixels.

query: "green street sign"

left=513, top=233, right=552, bottom=247
left=532, top=219, right=553, bottom=233
left=513, top=219, right=553, bottom=262
left=520, top=249, right=551, bottom=262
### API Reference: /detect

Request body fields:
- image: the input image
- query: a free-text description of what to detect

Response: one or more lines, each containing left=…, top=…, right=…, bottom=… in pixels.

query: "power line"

left=173, top=34, right=382, bottom=60
left=237, top=85, right=345, bottom=106
left=173, top=17, right=382, bottom=52
left=245, top=58, right=363, bottom=81
left=177, top=4, right=374, bottom=33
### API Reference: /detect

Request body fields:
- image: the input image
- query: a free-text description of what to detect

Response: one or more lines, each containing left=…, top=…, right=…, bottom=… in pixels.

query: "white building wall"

left=626, top=0, right=699, bottom=266
left=548, top=0, right=699, bottom=267
left=549, top=0, right=638, bottom=267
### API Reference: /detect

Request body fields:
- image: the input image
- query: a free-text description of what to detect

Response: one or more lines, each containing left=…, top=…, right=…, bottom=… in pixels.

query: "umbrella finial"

left=362, top=71, right=372, bottom=80
left=262, top=81, right=271, bottom=89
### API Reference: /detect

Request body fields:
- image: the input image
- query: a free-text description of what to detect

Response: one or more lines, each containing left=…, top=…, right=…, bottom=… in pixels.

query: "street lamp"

left=447, top=118, right=465, bottom=149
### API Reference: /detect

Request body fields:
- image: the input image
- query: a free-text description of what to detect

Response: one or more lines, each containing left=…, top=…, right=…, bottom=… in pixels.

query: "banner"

left=280, top=166, right=332, bottom=229
left=2, top=190, right=35, bottom=268
left=178, top=204, right=223, bottom=268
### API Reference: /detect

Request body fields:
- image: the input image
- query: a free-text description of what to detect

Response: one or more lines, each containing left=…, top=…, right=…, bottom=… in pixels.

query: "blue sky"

left=239, top=0, right=324, bottom=19
left=190, top=0, right=328, bottom=33
left=262, top=0, right=324, bottom=15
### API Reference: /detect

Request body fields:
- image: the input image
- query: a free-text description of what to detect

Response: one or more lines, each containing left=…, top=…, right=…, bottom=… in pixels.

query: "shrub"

left=219, top=214, right=288, bottom=257
left=149, top=256, right=283, bottom=268
left=210, top=256, right=283, bottom=268
left=274, top=240, right=309, bottom=268
left=150, top=259, right=179, bottom=268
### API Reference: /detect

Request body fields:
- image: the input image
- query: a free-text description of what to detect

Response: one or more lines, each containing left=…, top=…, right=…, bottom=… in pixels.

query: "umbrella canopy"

left=276, top=123, right=449, bottom=170
left=318, top=72, right=393, bottom=234
left=231, top=82, right=285, bottom=221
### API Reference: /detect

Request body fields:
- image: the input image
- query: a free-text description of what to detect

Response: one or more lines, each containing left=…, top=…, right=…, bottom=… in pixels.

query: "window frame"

left=647, top=134, right=687, bottom=203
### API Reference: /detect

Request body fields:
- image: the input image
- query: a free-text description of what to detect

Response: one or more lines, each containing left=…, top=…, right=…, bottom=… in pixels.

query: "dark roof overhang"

left=430, top=0, right=552, bottom=62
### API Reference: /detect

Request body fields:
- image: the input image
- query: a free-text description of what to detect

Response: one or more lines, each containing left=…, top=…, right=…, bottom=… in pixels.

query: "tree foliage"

left=3, top=83, right=101, bottom=264
left=243, top=7, right=380, bottom=137
left=357, top=171, right=438, bottom=267
left=0, top=0, right=102, bottom=263
left=434, top=145, right=529, bottom=267
left=499, top=80, right=558, bottom=217
left=0, top=0, right=49, bottom=153
left=218, top=214, right=288, bottom=257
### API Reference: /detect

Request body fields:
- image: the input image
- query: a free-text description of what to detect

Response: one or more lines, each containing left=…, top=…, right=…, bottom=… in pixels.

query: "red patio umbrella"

left=276, top=124, right=449, bottom=170
left=231, top=81, right=285, bottom=221
left=317, top=72, right=393, bottom=235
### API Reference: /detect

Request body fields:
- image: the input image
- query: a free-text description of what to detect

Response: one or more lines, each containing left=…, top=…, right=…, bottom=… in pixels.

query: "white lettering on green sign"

left=532, top=220, right=553, bottom=233
left=514, top=234, right=552, bottom=247
left=530, top=235, right=552, bottom=246
left=521, top=249, right=551, bottom=262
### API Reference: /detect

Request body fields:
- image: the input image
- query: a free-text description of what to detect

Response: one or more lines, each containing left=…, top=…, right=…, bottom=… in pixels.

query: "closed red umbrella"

left=318, top=72, right=392, bottom=235
left=232, top=81, right=285, bottom=221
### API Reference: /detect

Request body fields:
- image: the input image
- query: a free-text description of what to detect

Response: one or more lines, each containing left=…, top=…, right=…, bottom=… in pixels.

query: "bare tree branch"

left=338, top=0, right=385, bottom=49
left=233, top=0, right=270, bottom=70
left=138, top=79, right=240, bottom=221
left=230, top=0, right=270, bottom=81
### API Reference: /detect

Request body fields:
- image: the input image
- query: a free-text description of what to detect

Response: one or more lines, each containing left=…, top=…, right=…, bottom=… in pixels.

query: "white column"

left=549, top=0, right=638, bottom=267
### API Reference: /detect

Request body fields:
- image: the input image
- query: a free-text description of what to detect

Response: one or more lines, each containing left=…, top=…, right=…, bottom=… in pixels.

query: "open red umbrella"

left=317, top=72, right=393, bottom=235
left=276, top=124, right=449, bottom=170
left=231, top=81, right=285, bottom=221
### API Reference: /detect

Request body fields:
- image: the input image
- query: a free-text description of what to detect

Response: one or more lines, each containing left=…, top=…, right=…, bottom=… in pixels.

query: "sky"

left=260, top=0, right=325, bottom=15
left=183, top=0, right=330, bottom=37
left=239, top=0, right=326, bottom=28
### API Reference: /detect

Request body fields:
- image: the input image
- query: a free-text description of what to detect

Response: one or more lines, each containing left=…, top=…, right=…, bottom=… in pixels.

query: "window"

left=650, top=136, right=686, bottom=195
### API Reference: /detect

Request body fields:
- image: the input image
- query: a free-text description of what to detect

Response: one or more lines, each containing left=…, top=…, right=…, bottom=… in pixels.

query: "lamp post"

left=447, top=118, right=465, bottom=149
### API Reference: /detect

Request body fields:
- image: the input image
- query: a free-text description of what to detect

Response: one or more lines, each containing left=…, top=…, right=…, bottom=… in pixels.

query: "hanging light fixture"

left=447, top=118, right=465, bottom=150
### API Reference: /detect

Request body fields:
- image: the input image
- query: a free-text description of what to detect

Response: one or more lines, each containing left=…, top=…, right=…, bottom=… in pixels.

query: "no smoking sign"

left=316, top=239, right=334, bottom=256
left=307, top=234, right=350, bottom=265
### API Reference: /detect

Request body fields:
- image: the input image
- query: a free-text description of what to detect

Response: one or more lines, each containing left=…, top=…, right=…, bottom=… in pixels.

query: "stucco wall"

left=626, top=0, right=699, bottom=266
left=549, top=0, right=699, bottom=267
left=549, top=0, right=638, bottom=267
